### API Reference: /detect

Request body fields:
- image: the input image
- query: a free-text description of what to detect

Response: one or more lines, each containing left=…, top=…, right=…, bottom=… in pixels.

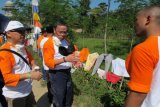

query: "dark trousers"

left=49, top=68, right=73, bottom=107
left=0, top=94, right=7, bottom=107
left=5, top=91, right=36, bottom=107
left=46, top=70, right=53, bottom=103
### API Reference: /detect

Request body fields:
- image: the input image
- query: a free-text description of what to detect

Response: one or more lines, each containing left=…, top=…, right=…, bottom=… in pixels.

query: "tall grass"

left=75, top=37, right=132, bottom=59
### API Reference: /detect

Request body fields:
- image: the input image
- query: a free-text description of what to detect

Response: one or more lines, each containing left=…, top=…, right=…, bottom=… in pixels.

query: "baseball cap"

left=0, top=14, right=10, bottom=34
left=5, top=21, right=25, bottom=32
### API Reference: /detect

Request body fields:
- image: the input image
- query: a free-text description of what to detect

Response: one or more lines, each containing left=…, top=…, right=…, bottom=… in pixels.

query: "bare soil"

left=32, top=80, right=53, bottom=107
left=32, top=80, right=76, bottom=107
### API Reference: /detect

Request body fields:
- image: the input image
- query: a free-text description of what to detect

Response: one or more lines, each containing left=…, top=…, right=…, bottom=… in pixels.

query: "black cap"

left=0, top=14, right=10, bottom=34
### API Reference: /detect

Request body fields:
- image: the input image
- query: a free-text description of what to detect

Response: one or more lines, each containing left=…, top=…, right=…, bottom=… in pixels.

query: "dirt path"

left=32, top=80, right=53, bottom=107
left=32, top=80, right=76, bottom=107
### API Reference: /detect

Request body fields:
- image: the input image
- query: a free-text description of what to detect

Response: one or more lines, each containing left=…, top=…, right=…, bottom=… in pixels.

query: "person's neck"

left=146, top=26, right=160, bottom=37
left=47, top=34, right=53, bottom=38
left=54, top=35, right=64, bottom=41
left=7, top=40, right=17, bottom=46
left=146, top=31, right=160, bottom=38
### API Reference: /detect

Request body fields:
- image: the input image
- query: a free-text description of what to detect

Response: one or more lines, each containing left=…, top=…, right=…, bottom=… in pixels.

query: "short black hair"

left=54, top=21, right=67, bottom=29
left=46, top=26, right=53, bottom=33
left=139, top=5, right=160, bottom=25
left=41, top=27, right=47, bottom=33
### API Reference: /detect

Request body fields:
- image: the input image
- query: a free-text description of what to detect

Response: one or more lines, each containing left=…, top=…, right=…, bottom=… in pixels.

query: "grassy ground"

left=75, top=37, right=132, bottom=59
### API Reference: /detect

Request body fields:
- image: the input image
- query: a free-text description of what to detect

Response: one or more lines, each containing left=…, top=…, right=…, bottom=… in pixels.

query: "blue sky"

left=90, top=0, right=119, bottom=10
left=0, top=0, right=119, bottom=14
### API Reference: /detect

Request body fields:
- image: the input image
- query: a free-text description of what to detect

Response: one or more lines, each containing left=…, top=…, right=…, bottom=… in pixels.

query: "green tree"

left=79, top=0, right=90, bottom=16
left=148, top=0, right=160, bottom=5
left=88, top=2, right=108, bottom=37
left=112, top=0, right=148, bottom=38
left=11, top=0, right=32, bottom=27
left=75, top=0, right=91, bottom=33
left=39, top=0, right=76, bottom=26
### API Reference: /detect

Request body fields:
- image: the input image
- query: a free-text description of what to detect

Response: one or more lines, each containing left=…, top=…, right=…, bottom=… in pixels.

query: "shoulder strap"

left=0, top=49, right=30, bottom=66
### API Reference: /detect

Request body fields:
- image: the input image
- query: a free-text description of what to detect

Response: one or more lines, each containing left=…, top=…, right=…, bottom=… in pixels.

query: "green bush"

left=72, top=69, right=127, bottom=107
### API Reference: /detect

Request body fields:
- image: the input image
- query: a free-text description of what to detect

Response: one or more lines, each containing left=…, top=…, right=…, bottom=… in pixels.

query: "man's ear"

left=6, top=32, right=10, bottom=35
left=6, top=32, right=12, bottom=38
left=53, top=28, right=56, bottom=34
left=145, top=16, right=151, bottom=25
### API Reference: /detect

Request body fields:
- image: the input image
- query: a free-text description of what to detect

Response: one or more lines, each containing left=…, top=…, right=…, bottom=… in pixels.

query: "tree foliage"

left=39, top=0, right=76, bottom=26
left=11, top=0, right=32, bottom=27
left=9, top=0, right=160, bottom=38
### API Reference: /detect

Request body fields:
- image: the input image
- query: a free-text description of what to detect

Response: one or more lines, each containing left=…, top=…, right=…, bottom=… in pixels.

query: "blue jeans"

left=49, top=68, right=73, bottom=107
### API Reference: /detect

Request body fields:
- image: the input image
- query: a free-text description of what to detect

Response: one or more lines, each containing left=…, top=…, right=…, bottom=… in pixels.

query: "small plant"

left=72, top=69, right=127, bottom=107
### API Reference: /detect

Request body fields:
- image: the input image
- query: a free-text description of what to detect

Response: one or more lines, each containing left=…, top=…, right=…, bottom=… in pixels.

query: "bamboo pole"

left=104, top=0, right=110, bottom=54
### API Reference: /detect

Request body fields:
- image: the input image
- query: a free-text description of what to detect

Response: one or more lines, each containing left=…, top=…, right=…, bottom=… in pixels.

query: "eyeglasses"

left=10, top=30, right=26, bottom=36
left=56, top=31, right=68, bottom=35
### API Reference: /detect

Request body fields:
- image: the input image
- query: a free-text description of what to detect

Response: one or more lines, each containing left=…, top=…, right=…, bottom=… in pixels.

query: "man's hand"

left=65, top=53, right=80, bottom=62
left=30, top=71, right=43, bottom=81
left=55, top=53, right=80, bottom=66
left=72, top=61, right=83, bottom=68
left=31, top=64, right=38, bottom=71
